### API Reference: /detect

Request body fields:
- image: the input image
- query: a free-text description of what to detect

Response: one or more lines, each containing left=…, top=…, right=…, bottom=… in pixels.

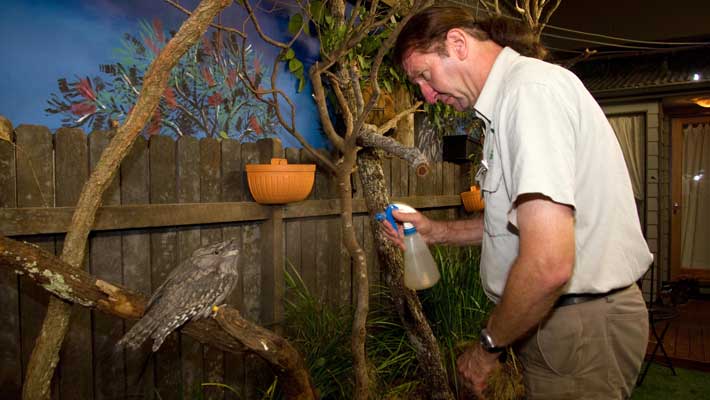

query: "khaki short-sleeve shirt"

left=474, top=48, right=652, bottom=303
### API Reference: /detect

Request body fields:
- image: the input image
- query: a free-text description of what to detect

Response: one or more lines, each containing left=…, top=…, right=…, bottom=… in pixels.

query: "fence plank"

left=120, top=136, right=154, bottom=399
left=443, top=162, right=457, bottom=220
left=255, top=137, right=284, bottom=320
left=200, top=137, right=225, bottom=400
left=255, top=139, right=284, bottom=390
left=240, top=141, right=268, bottom=398
left=257, top=138, right=285, bottom=329
left=14, top=125, right=55, bottom=389
left=221, top=138, right=245, bottom=397
left=149, top=135, right=181, bottom=399
left=298, top=150, right=318, bottom=296
left=54, top=128, right=93, bottom=400
left=389, top=155, right=400, bottom=197
left=398, top=158, right=409, bottom=198
left=176, top=136, right=205, bottom=400
left=88, top=130, right=125, bottom=400
left=284, top=148, right=302, bottom=302
left=314, top=150, right=330, bottom=304
left=0, top=131, right=20, bottom=400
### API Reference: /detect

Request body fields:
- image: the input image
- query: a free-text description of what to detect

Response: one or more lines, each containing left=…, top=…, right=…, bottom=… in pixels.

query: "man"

left=383, top=6, right=653, bottom=399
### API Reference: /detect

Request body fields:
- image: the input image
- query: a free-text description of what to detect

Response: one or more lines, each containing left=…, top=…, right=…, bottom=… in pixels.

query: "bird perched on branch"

left=117, top=239, right=240, bottom=352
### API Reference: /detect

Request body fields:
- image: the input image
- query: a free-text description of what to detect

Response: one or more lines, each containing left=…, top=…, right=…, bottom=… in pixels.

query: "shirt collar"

left=473, top=47, right=520, bottom=125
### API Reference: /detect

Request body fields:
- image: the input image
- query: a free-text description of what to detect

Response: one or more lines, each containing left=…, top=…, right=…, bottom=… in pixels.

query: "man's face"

left=402, top=48, right=471, bottom=112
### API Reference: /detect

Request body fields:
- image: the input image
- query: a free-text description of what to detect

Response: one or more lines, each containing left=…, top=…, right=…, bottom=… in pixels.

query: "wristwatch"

left=479, top=328, right=505, bottom=354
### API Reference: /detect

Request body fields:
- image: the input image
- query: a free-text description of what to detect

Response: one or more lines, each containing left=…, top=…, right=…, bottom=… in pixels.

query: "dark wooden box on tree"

left=442, top=135, right=476, bottom=163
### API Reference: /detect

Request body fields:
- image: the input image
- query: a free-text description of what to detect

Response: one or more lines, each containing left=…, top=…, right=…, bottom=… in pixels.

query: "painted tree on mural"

left=45, top=18, right=279, bottom=141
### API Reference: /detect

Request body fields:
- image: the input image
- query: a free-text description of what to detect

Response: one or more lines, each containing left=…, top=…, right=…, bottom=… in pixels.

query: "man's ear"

left=445, top=28, right=468, bottom=60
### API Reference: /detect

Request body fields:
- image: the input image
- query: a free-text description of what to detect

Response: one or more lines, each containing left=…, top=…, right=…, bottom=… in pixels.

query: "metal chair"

left=636, top=304, right=679, bottom=386
left=635, top=263, right=680, bottom=387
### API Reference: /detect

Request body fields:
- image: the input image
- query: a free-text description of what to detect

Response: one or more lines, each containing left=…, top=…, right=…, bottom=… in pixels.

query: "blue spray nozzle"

left=375, top=204, right=400, bottom=232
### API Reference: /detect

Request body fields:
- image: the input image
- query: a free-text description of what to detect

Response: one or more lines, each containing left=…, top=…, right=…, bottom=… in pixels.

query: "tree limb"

left=358, top=128, right=430, bottom=176
left=1, top=235, right=316, bottom=400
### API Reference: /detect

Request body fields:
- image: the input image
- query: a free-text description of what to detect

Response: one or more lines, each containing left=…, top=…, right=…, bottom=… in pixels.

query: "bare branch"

left=242, top=0, right=296, bottom=50
left=377, top=101, right=422, bottom=135
left=164, top=0, right=246, bottom=38
left=309, top=63, right=346, bottom=151
left=350, top=64, right=364, bottom=116
left=326, top=71, right=354, bottom=139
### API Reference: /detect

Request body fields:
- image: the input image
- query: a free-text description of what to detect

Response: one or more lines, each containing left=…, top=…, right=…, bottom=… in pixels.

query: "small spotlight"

left=693, top=173, right=704, bottom=182
left=693, top=73, right=702, bottom=81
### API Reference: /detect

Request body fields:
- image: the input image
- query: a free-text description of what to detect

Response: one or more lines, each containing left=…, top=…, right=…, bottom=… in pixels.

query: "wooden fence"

left=0, top=125, right=469, bottom=400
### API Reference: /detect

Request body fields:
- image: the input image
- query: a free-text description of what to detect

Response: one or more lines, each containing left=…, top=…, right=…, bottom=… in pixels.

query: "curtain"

left=681, top=122, right=710, bottom=270
left=608, top=114, right=645, bottom=200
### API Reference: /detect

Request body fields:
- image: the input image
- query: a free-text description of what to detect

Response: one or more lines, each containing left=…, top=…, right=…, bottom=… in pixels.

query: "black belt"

left=554, top=285, right=631, bottom=308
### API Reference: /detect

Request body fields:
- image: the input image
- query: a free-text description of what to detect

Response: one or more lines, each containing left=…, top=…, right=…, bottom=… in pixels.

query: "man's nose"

left=419, top=84, right=438, bottom=104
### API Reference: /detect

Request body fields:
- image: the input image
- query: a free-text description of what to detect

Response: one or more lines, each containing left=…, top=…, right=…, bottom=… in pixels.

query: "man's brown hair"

left=393, top=6, right=547, bottom=66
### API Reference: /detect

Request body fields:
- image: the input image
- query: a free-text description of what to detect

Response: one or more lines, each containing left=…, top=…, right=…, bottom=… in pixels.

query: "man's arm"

left=434, top=217, right=484, bottom=246
left=384, top=211, right=484, bottom=249
left=457, top=194, right=574, bottom=396
left=486, top=193, right=575, bottom=345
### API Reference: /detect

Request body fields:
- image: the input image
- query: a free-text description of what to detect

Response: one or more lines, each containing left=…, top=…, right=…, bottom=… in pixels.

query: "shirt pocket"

left=478, top=140, right=509, bottom=236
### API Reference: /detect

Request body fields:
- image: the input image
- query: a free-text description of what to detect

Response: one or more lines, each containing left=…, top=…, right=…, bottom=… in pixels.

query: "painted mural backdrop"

left=1, top=0, right=326, bottom=147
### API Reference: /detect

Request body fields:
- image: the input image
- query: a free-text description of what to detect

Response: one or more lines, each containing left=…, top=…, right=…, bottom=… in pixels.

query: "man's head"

left=393, top=6, right=484, bottom=68
left=393, top=6, right=547, bottom=110
left=394, top=6, right=498, bottom=111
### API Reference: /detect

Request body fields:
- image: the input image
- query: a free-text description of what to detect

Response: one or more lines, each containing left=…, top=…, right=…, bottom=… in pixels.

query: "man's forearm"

left=430, top=216, right=483, bottom=246
left=487, top=258, right=562, bottom=346
left=485, top=256, right=566, bottom=347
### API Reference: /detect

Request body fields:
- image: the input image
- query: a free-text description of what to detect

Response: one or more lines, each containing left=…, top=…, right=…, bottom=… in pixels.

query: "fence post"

left=256, top=138, right=285, bottom=331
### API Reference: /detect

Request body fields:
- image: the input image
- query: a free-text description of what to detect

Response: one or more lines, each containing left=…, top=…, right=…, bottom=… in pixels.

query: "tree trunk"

left=21, top=1, right=233, bottom=399
left=356, top=149, right=455, bottom=400
left=1, top=235, right=317, bottom=400
left=337, top=148, right=370, bottom=400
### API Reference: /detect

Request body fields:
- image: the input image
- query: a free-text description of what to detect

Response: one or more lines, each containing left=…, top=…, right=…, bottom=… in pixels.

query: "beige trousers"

left=516, top=285, right=648, bottom=399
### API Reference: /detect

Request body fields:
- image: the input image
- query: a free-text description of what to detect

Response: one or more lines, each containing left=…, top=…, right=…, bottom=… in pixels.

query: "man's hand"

left=380, top=209, right=434, bottom=250
left=456, top=343, right=502, bottom=399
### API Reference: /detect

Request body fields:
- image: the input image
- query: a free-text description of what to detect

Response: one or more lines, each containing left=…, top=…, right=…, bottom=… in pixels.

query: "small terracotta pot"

left=245, top=158, right=316, bottom=204
left=461, top=186, right=485, bottom=212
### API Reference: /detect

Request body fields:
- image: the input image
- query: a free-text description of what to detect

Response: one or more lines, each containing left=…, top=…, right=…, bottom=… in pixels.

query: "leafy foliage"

left=422, top=246, right=492, bottom=395
left=46, top=18, right=279, bottom=141
left=282, top=246, right=505, bottom=399
left=284, top=265, right=422, bottom=399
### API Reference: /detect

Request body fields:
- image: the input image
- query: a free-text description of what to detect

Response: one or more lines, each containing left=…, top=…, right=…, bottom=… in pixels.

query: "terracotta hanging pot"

left=245, top=158, right=316, bottom=204
left=461, top=185, right=485, bottom=212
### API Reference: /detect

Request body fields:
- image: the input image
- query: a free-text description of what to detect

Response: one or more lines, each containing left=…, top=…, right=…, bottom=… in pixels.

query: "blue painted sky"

left=0, top=0, right=325, bottom=148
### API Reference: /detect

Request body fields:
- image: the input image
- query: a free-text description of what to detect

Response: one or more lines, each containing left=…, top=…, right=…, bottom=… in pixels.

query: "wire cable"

left=542, top=32, right=661, bottom=50
left=545, top=24, right=710, bottom=46
left=446, top=0, right=710, bottom=48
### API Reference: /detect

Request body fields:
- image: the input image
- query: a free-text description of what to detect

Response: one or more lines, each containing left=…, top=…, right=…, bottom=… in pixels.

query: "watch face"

left=480, top=329, right=502, bottom=353
left=480, top=330, right=493, bottom=349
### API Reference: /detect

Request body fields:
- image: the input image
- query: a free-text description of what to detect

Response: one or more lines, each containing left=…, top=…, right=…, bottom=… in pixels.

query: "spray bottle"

left=376, top=203, right=440, bottom=290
